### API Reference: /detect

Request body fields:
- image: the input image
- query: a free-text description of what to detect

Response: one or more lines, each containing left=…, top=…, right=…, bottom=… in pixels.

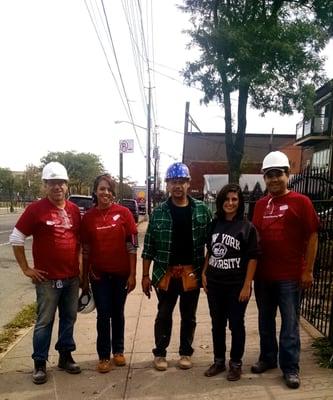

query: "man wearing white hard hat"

left=251, top=151, right=319, bottom=389
left=9, top=161, right=82, bottom=384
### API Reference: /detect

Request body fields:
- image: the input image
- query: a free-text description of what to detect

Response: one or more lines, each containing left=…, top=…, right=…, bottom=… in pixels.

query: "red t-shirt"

left=15, top=198, right=81, bottom=279
left=81, top=203, right=138, bottom=277
left=252, top=191, right=319, bottom=281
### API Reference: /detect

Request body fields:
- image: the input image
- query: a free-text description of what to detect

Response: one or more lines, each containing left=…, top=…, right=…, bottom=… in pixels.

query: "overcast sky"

left=0, top=1, right=332, bottom=185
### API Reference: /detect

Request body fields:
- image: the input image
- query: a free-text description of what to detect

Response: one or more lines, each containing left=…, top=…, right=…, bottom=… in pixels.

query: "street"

left=0, top=212, right=35, bottom=331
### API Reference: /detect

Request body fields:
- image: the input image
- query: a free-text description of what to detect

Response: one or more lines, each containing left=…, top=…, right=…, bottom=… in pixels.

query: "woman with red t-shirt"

left=81, top=174, right=138, bottom=373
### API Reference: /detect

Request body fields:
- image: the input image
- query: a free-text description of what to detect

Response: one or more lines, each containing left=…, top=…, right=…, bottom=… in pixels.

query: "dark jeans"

left=254, top=280, right=302, bottom=374
left=32, top=277, right=79, bottom=361
left=91, top=274, right=128, bottom=360
left=207, top=283, right=248, bottom=364
left=153, top=278, right=200, bottom=357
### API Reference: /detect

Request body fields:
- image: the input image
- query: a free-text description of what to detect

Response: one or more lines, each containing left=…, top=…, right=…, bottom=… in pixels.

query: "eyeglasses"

left=264, top=170, right=284, bottom=179
left=46, top=180, right=67, bottom=186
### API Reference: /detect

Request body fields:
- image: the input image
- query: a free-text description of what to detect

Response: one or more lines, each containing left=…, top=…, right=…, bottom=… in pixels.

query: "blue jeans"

left=32, top=277, right=80, bottom=361
left=91, top=274, right=128, bottom=359
left=254, top=280, right=302, bottom=374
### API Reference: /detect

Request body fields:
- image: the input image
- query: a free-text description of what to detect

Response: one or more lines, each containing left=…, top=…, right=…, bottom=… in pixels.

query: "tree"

left=0, top=168, right=15, bottom=210
left=180, top=0, right=332, bottom=182
left=41, top=151, right=105, bottom=194
left=18, top=164, right=43, bottom=201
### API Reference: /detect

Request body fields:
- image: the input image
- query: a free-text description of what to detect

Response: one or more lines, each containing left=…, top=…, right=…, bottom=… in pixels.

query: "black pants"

left=207, top=283, right=248, bottom=364
left=153, top=278, right=200, bottom=357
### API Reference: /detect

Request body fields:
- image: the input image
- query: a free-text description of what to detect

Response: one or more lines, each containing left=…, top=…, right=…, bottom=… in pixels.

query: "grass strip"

left=0, top=303, right=36, bottom=353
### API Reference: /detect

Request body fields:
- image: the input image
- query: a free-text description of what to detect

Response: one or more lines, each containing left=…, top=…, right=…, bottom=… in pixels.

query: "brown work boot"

left=153, top=356, right=168, bottom=371
left=204, top=362, right=226, bottom=377
left=227, top=360, right=242, bottom=381
left=97, top=359, right=112, bottom=373
left=113, top=353, right=126, bottom=366
left=178, top=355, right=193, bottom=370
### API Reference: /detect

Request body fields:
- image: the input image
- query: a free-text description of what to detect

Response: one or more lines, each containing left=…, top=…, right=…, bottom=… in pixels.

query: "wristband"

left=142, top=274, right=150, bottom=278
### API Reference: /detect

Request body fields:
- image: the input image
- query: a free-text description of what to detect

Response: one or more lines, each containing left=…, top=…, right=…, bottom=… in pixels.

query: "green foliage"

left=180, top=0, right=332, bottom=182
left=41, top=151, right=105, bottom=194
left=312, top=337, right=333, bottom=368
left=17, top=164, right=43, bottom=201
left=0, top=167, right=15, bottom=203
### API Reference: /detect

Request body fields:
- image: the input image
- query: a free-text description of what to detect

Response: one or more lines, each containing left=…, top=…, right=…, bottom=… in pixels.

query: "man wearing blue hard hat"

left=142, top=162, right=212, bottom=371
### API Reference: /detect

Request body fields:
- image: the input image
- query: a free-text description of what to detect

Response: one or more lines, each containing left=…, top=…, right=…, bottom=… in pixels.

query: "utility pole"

left=146, top=85, right=152, bottom=216
left=269, top=127, right=274, bottom=152
left=182, top=101, right=190, bottom=163
left=119, top=151, right=123, bottom=203
left=153, top=144, right=159, bottom=208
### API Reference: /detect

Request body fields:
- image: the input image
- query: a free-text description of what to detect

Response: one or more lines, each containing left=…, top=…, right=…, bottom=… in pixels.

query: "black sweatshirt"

left=206, top=218, right=259, bottom=286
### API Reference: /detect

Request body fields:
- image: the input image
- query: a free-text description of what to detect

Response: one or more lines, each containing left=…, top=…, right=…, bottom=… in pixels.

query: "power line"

left=84, top=0, right=140, bottom=134
left=100, top=0, right=145, bottom=156
left=121, top=0, right=148, bottom=116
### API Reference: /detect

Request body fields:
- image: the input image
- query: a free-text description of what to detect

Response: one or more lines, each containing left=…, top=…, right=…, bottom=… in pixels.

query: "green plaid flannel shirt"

left=142, top=196, right=212, bottom=286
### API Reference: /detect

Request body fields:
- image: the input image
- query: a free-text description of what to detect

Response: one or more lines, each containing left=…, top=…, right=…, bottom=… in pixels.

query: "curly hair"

left=215, top=183, right=244, bottom=220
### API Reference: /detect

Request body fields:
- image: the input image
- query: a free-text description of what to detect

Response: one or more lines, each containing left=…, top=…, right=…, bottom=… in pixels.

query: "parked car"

left=119, top=198, right=139, bottom=223
left=68, top=195, right=94, bottom=216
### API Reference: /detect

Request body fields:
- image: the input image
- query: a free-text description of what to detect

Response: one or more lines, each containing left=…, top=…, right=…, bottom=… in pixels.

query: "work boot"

left=227, top=360, right=242, bottom=381
left=251, top=360, right=277, bottom=374
left=97, top=359, right=112, bottom=373
left=32, top=360, right=47, bottom=384
left=178, top=355, right=193, bottom=369
left=113, top=353, right=126, bottom=366
left=283, top=372, right=300, bottom=389
left=58, top=351, right=81, bottom=374
left=204, top=362, right=226, bottom=377
left=153, top=356, right=168, bottom=371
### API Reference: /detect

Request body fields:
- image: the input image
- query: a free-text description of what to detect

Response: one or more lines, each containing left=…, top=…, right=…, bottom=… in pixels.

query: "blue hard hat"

left=165, top=162, right=191, bottom=181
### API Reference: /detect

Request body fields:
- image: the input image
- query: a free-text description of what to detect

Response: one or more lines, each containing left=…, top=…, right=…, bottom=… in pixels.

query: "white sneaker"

left=178, top=355, right=193, bottom=369
left=153, top=356, right=168, bottom=371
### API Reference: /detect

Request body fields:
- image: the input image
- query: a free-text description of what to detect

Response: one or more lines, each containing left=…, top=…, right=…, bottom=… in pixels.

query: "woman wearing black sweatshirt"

left=202, top=184, right=259, bottom=381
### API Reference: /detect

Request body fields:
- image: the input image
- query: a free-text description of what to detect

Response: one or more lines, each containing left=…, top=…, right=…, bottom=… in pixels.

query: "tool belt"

left=158, top=265, right=198, bottom=292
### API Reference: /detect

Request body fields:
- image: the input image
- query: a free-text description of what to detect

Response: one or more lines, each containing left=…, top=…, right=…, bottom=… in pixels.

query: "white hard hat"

left=262, top=151, right=290, bottom=172
left=42, top=162, right=69, bottom=181
left=78, top=289, right=95, bottom=314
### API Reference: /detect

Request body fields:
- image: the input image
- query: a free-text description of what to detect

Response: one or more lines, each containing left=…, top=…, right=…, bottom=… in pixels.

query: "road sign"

left=119, top=139, right=134, bottom=153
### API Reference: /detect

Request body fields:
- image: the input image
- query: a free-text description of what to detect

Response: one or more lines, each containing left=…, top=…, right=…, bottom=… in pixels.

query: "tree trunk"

left=226, top=82, right=249, bottom=183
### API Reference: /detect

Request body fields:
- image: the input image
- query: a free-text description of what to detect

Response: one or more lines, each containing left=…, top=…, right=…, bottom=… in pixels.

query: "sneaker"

left=153, top=356, right=168, bottom=371
left=32, top=361, right=47, bottom=385
left=113, top=353, right=126, bottom=366
left=178, top=355, right=193, bottom=370
left=227, top=360, right=242, bottom=381
left=97, top=359, right=112, bottom=373
left=283, top=372, right=300, bottom=389
left=251, top=360, right=277, bottom=374
left=204, top=362, right=226, bottom=377
left=58, top=352, right=81, bottom=374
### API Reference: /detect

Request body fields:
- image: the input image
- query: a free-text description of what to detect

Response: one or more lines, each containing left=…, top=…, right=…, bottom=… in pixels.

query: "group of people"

left=10, top=150, right=319, bottom=391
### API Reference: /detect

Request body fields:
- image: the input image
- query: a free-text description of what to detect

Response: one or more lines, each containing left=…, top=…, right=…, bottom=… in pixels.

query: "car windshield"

left=68, top=196, right=93, bottom=210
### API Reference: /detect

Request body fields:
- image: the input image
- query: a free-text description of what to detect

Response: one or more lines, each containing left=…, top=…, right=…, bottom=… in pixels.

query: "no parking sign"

left=119, top=139, right=134, bottom=153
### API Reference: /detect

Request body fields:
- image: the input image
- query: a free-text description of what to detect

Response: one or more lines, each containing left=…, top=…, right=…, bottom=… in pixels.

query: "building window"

left=312, top=148, right=330, bottom=169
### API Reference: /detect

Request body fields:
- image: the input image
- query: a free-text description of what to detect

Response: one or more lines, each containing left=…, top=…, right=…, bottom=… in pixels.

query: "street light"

left=114, top=120, right=152, bottom=216
left=114, top=120, right=147, bottom=131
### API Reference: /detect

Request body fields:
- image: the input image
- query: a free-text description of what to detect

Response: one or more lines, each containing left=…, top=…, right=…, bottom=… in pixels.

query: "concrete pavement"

left=0, top=222, right=332, bottom=400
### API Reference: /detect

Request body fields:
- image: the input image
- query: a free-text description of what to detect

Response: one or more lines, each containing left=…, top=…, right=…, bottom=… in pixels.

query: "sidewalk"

left=0, top=224, right=332, bottom=399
